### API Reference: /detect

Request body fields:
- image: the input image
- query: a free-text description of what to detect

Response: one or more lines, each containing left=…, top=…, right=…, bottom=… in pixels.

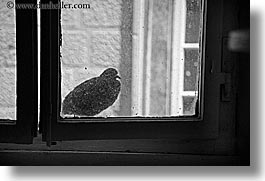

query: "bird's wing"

left=71, top=77, right=99, bottom=95
left=62, top=77, right=99, bottom=108
left=62, top=74, right=121, bottom=117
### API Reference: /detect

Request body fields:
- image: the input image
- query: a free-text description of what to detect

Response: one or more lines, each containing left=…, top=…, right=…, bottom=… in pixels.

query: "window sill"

left=0, top=149, right=245, bottom=166
left=0, top=134, right=249, bottom=166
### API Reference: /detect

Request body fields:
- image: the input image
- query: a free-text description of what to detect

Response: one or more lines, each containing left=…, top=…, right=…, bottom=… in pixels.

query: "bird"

left=62, top=68, right=121, bottom=117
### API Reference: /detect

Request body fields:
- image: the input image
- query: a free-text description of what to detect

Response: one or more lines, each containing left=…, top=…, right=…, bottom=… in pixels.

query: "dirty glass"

left=0, top=0, right=16, bottom=121
left=60, top=0, right=202, bottom=119
left=184, top=49, right=199, bottom=91
left=183, top=96, right=197, bottom=115
left=185, top=0, right=201, bottom=43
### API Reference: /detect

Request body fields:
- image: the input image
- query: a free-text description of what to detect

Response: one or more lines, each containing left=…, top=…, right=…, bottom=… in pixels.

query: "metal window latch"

left=219, top=37, right=235, bottom=102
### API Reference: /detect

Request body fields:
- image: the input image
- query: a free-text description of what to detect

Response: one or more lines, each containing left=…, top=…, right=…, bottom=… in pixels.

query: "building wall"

left=149, top=0, right=172, bottom=116
left=0, top=0, right=16, bottom=120
left=61, top=0, right=133, bottom=117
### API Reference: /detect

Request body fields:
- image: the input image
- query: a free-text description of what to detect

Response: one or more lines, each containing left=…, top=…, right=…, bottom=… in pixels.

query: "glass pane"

left=183, top=96, right=196, bottom=115
left=185, top=0, right=201, bottom=43
left=0, top=0, right=16, bottom=121
left=60, top=0, right=203, bottom=119
left=60, top=0, right=126, bottom=118
left=184, top=49, right=199, bottom=91
left=149, top=0, right=171, bottom=116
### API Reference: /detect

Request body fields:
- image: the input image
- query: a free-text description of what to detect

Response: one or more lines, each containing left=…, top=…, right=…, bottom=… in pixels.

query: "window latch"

left=218, top=37, right=236, bottom=102
left=213, top=72, right=232, bottom=102
left=220, top=73, right=232, bottom=102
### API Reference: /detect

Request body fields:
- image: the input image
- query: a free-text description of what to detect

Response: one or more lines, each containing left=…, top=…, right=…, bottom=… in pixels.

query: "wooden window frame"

left=0, top=0, right=38, bottom=144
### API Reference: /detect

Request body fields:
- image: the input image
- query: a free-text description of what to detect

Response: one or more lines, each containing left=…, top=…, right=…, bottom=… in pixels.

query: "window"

left=40, top=0, right=225, bottom=146
left=59, top=0, right=202, bottom=118
left=0, top=0, right=38, bottom=143
left=0, top=0, right=17, bottom=121
left=0, top=0, right=249, bottom=166
left=131, top=0, right=202, bottom=117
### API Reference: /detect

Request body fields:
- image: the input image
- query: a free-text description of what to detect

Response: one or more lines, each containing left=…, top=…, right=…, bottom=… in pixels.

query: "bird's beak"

left=116, top=75, right=121, bottom=79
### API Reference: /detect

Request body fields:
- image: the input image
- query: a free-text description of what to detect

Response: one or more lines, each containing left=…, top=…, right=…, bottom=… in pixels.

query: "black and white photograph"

left=0, top=0, right=254, bottom=170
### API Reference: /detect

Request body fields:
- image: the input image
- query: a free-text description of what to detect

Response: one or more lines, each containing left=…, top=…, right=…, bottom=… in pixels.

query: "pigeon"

left=62, top=68, right=121, bottom=117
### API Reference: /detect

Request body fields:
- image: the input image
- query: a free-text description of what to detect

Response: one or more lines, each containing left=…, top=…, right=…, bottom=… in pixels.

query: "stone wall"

left=0, top=0, right=16, bottom=120
left=61, top=0, right=133, bottom=117
left=149, top=0, right=172, bottom=116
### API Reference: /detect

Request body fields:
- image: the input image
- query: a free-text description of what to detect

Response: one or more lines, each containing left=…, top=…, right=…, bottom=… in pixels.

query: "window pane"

left=0, top=0, right=16, bottom=121
left=60, top=0, right=127, bottom=118
left=183, top=96, right=196, bottom=115
left=184, top=49, right=199, bottom=91
left=60, top=0, right=203, bottom=119
left=185, top=0, right=201, bottom=43
left=149, top=0, right=171, bottom=116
